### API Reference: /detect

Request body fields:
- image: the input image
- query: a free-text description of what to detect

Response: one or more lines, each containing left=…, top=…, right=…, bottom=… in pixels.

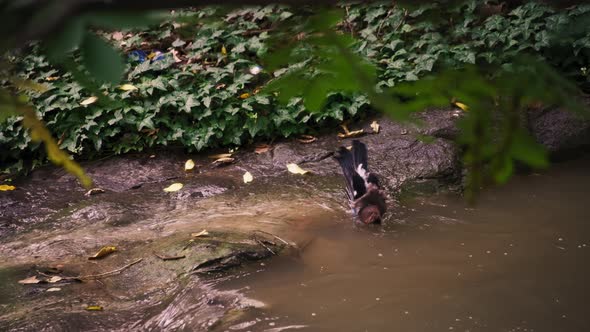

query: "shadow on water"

left=214, top=158, right=590, bottom=332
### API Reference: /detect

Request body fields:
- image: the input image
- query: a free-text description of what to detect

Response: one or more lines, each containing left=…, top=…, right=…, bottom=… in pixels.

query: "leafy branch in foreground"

left=388, top=57, right=584, bottom=200
left=263, top=8, right=587, bottom=199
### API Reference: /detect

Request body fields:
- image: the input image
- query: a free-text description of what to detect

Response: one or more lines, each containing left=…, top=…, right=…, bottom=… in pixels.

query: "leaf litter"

left=88, top=246, right=117, bottom=260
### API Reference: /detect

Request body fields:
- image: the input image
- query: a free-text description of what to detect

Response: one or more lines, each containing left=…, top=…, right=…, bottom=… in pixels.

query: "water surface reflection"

left=217, top=158, right=590, bottom=332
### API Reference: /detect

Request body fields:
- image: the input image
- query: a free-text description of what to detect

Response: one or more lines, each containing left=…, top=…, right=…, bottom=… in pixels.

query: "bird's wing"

left=334, top=147, right=367, bottom=201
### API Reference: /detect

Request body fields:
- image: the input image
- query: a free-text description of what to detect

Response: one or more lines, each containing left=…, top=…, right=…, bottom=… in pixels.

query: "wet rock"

left=529, top=105, right=590, bottom=155
left=238, top=108, right=463, bottom=193
left=86, top=154, right=185, bottom=192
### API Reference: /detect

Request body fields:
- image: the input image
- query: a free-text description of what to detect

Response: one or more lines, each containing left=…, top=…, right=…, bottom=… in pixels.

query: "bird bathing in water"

left=333, top=140, right=387, bottom=224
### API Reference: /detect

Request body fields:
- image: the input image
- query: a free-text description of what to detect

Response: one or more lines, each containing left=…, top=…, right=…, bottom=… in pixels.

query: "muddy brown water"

left=212, top=158, right=590, bottom=332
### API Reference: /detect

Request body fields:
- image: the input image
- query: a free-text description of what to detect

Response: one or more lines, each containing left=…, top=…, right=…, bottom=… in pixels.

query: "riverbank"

left=1, top=104, right=589, bottom=330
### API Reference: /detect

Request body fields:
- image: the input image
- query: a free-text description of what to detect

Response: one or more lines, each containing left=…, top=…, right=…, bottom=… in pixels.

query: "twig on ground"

left=77, top=258, right=143, bottom=280
left=153, top=252, right=186, bottom=261
left=252, top=229, right=292, bottom=246
left=254, top=237, right=277, bottom=255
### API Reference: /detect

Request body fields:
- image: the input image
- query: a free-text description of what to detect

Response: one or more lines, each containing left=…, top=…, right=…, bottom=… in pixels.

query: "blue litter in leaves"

left=128, top=50, right=165, bottom=63
left=129, top=50, right=147, bottom=63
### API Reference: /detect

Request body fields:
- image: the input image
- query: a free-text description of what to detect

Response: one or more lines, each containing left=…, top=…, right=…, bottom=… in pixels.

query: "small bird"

left=333, top=140, right=387, bottom=224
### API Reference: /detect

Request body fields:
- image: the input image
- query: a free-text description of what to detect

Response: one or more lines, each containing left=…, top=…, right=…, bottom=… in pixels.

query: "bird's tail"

left=334, top=140, right=369, bottom=201
left=351, top=139, right=368, bottom=172
left=334, top=146, right=357, bottom=201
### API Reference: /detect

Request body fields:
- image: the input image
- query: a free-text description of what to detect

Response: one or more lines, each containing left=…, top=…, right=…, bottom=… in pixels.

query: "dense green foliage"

left=1, top=1, right=589, bottom=175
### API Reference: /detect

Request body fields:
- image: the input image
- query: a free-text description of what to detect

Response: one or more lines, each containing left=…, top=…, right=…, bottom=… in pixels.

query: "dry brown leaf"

left=243, top=171, right=253, bottom=183
left=212, top=157, right=235, bottom=167
left=338, top=129, right=365, bottom=138
left=47, top=276, right=63, bottom=283
left=112, top=32, right=124, bottom=41
left=370, top=121, right=380, bottom=134
left=287, top=163, right=311, bottom=175
left=18, top=276, right=42, bottom=284
left=254, top=144, right=271, bottom=154
left=191, top=230, right=209, bottom=237
left=208, top=153, right=232, bottom=159
left=88, top=246, right=117, bottom=260
left=297, top=135, right=317, bottom=144
left=84, top=188, right=105, bottom=197
left=141, top=128, right=159, bottom=137
left=171, top=49, right=183, bottom=63
left=45, top=76, right=60, bottom=81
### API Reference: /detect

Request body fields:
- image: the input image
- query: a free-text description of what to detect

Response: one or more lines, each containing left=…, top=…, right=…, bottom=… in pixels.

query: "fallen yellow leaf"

left=0, top=184, right=16, bottom=191
left=243, top=171, right=253, bottom=183
left=184, top=159, right=195, bottom=171
left=338, top=124, right=365, bottom=138
left=85, top=305, right=104, bottom=311
left=239, top=93, right=250, bottom=99
left=191, top=229, right=209, bottom=237
left=297, top=135, right=317, bottom=144
left=454, top=101, right=469, bottom=111
left=208, top=153, right=232, bottom=159
left=88, top=246, right=117, bottom=260
left=221, top=45, right=227, bottom=55
left=340, top=124, right=351, bottom=134
left=370, top=121, right=380, bottom=134
left=287, top=163, right=311, bottom=175
left=163, top=183, right=184, bottom=192
left=119, top=84, right=138, bottom=91
left=147, top=52, right=159, bottom=59
left=45, top=76, right=60, bottom=81
left=80, top=96, right=98, bottom=106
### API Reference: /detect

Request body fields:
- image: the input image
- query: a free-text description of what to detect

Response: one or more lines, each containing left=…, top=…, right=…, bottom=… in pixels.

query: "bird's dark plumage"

left=334, top=140, right=387, bottom=224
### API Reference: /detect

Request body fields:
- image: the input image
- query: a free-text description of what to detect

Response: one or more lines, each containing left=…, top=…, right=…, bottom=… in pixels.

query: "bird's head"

left=359, top=205, right=382, bottom=224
